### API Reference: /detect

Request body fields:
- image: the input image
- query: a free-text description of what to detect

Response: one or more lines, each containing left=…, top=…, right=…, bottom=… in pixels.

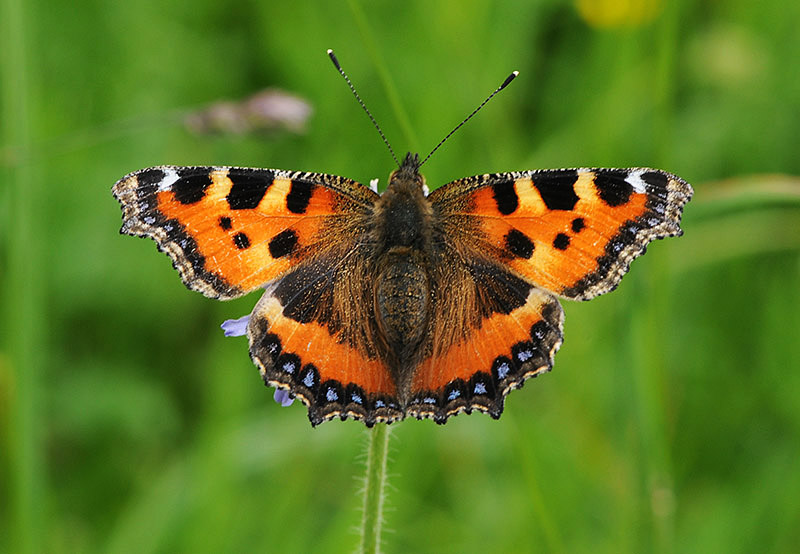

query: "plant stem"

left=2, top=0, right=45, bottom=550
left=346, top=0, right=420, bottom=153
left=360, top=423, right=390, bottom=554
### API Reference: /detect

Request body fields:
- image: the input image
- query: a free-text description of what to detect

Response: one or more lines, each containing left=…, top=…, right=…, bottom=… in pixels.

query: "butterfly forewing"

left=113, top=166, right=378, bottom=299
left=429, top=167, right=692, bottom=300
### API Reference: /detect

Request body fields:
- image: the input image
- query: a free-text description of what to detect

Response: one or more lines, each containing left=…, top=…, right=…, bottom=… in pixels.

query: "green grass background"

left=3, top=0, right=800, bottom=552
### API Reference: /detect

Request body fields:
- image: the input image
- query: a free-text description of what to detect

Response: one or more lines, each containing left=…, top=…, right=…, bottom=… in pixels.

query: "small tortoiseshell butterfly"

left=113, top=52, right=692, bottom=427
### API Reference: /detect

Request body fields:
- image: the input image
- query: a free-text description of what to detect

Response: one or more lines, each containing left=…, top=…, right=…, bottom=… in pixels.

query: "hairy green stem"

left=360, top=423, right=390, bottom=554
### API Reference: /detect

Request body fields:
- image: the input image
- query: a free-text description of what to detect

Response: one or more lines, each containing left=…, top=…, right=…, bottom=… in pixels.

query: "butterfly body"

left=114, top=153, right=692, bottom=426
left=372, top=153, right=432, bottom=371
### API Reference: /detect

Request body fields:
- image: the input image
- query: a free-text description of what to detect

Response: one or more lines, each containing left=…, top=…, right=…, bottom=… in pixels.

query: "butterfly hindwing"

left=429, top=167, right=692, bottom=300
left=408, top=280, right=564, bottom=422
left=248, top=278, right=401, bottom=426
left=247, top=239, right=407, bottom=426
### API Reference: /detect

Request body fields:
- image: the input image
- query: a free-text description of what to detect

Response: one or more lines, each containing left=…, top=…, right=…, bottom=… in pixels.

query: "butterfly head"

left=389, top=152, right=426, bottom=193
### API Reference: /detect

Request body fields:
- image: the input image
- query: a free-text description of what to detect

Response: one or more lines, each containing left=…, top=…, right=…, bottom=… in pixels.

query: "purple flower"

left=220, top=315, right=250, bottom=337
left=274, top=389, right=295, bottom=407
left=221, top=314, right=294, bottom=407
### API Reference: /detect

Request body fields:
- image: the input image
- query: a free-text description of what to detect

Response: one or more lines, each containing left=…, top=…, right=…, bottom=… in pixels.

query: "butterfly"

left=113, top=152, right=692, bottom=426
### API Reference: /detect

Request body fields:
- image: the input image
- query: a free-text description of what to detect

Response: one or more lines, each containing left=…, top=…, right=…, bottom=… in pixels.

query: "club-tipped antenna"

left=327, top=49, right=400, bottom=167
left=419, top=70, right=519, bottom=167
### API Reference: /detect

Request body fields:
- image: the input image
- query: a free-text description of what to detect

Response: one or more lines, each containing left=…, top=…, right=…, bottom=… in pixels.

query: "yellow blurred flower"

left=576, top=0, right=664, bottom=28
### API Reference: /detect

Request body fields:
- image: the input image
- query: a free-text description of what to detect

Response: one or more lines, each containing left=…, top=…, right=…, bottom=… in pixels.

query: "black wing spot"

left=268, top=229, right=298, bottom=258
left=532, top=171, right=579, bottom=210
left=137, top=168, right=166, bottom=188
left=318, top=380, right=345, bottom=405
left=468, top=372, right=496, bottom=398
left=299, top=364, right=320, bottom=393
left=173, top=171, right=212, bottom=204
left=641, top=170, right=668, bottom=189
left=553, top=233, right=570, bottom=250
left=491, top=356, right=515, bottom=381
left=512, top=341, right=537, bottom=365
left=504, top=229, right=535, bottom=259
left=218, top=216, right=232, bottom=230
left=227, top=171, right=273, bottom=209
left=594, top=170, right=633, bottom=207
left=491, top=180, right=518, bottom=215
left=233, top=232, right=251, bottom=249
left=274, top=257, right=337, bottom=325
left=287, top=179, right=314, bottom=214
left=530, top=320, right=549, bottom=342
left=571, top=217, right=585, bottom=233
left=468, top=262, right=531, bottom=315
left=346, top=383, right=367, bottom=406
left=411, top=392, right=441, bottom=409
left=541, top=299, right=561, bottom=322
left=276, top=352, right=301, bottom=376
left=259, top=333, right=282, bottom=362
left=444, top=379, right=468, bottom=402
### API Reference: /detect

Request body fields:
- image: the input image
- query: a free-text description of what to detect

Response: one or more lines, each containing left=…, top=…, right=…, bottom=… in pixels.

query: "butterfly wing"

left=405, top=168, right=692, bottom=422
left=113, top=166, right=400, bottom=425
left=406, top=276, right=564, bottom=422
left=113, top=166, right=379, bottom=299
left=428, top=168, right=693, bottom=300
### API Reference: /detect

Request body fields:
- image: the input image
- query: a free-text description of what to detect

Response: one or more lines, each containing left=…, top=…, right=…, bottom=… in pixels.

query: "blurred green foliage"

left=2, top=0, right=800, bottom=552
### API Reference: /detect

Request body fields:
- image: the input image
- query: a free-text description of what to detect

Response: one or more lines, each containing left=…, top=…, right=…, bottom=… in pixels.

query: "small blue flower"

left=222, top=314, right=294, bottom=407
left=221, top=315, right=250, bottom=337
left=274, top=388, right=295, bottom=407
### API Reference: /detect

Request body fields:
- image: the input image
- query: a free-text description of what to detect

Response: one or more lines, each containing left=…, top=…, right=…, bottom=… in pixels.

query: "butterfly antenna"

left=327, top=49, right=400, bottom=167
left=419, top=70, right=519, bottom=167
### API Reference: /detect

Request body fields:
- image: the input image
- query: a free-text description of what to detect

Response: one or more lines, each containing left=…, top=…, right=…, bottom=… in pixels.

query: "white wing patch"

left=156, top=168, right=181, bottom=192
left=625, top=169, right=648, bottom=194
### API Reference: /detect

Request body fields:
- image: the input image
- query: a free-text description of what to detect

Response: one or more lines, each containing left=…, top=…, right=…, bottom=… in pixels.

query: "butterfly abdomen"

left=374, top=249, right=429, bottom=362
left=370, top=153, right=437, bottom=379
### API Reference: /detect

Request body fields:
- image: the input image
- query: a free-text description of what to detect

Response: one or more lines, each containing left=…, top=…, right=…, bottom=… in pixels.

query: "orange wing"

left=429, top=168, right=693, bottom=300
left=113, top=165, right=378, bottom=299
left=400, top=167, right=692, bottom=424
left=114, top=165, right=398, bottom=426
left=248, top=285, right=402, bottom=426
left=407, top=285, right=564, bottom=423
